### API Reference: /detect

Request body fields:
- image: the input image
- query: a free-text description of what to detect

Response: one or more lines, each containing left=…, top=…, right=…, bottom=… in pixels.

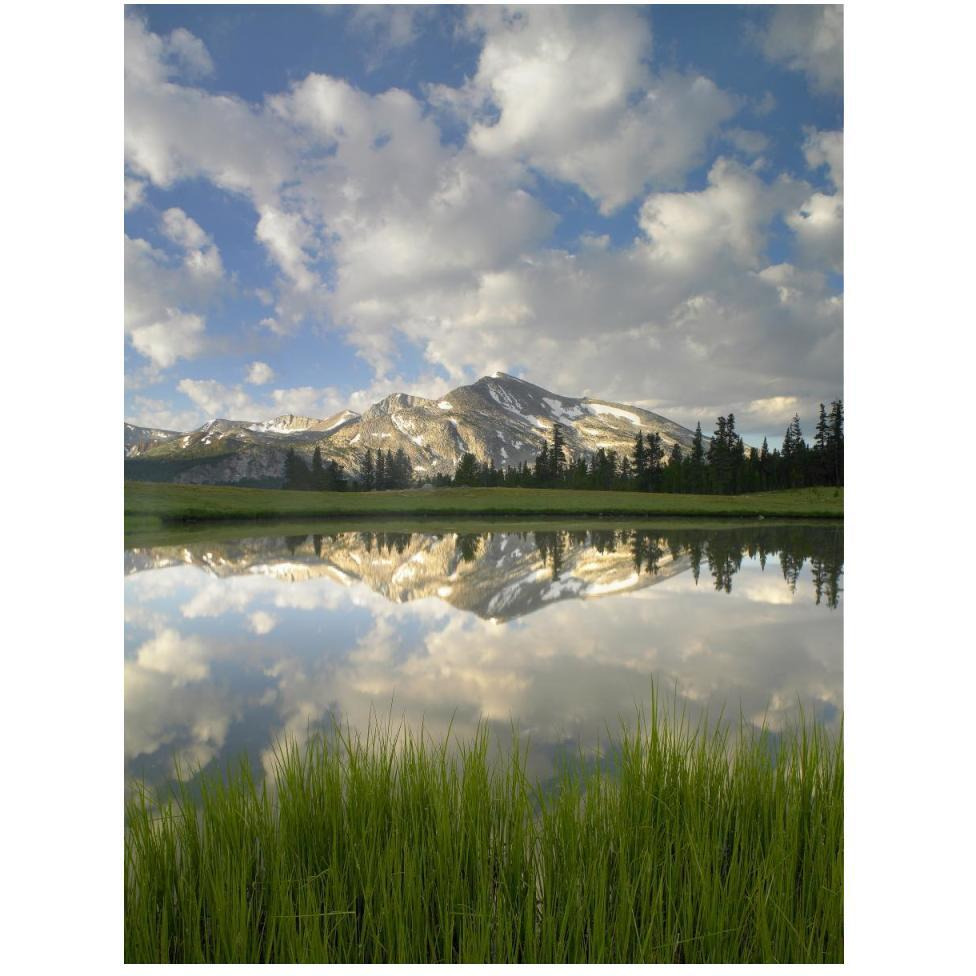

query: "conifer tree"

left=534, top=442, right=550, bottom=486
left=360, top=449, right=375, bottom=491
left=375, top=449, right=386, bottom=490
left=708, top=416, right=729, bottom=493
left=646, top=433, right=664, bottom=491
left=690, top=422, right=706, bottom=493
left=828, top=399, right=844, bottom=485
left=284, top=448, right=310, bottom=490
left=632, top=431, right=647, bottom=489
left=551, top=423, right=567, bottom=483
left=311, top=446, right=325, bottom=491
left=665, top=442, right=684, bottom=492
left=454, top=452, right=479, bottom=486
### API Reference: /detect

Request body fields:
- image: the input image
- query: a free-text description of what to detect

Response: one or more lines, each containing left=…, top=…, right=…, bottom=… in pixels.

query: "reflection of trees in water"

left=617, top=524, right=842, bottom=606
left=589, top=530, right=617, bottom=554
left=260, top=523, right=841, bottom=608
left=455, top=534, right=482, bottom=563
left=284, top=534, right=308, bottom=555
left=810, top=530, right=844, bottom=608
left=534, top=531, right=567, bottom=580
left=628, top=530, right=664, bottom=577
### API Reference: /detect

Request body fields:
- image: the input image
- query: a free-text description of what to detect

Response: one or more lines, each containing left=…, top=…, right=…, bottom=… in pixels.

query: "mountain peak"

left=126, top=376, right=702, bottom=481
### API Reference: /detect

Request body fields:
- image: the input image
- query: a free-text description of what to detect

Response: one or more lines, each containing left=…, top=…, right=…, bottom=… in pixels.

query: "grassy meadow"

left=125, top=706, right=843, bottom=964
left=125, top=482, right=843, bottom=536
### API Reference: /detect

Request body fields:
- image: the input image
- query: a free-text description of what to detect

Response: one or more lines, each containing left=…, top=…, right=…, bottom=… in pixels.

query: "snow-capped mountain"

left=124, top=422, right=181, bottom=458
left=124, top=373, right=700, bottom=485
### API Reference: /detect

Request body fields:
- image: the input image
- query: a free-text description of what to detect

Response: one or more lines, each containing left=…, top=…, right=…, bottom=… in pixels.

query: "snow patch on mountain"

left=543, top=397, right=585, bottom=422
left=586, top=402, right=641, bottom=425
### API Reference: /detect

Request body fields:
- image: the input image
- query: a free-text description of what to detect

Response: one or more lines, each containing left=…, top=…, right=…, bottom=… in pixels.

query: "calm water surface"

left=125, top=521, right=842, bottom=788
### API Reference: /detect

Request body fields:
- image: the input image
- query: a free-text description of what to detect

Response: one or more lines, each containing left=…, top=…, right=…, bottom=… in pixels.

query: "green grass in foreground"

left=125, top=482, right=843, bottom=533
left=125, top=706, right=843, bottom=963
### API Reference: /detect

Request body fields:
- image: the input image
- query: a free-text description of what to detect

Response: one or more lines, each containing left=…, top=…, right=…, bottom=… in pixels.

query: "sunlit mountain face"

left=123, top=373, right=706, bottom=486
left=124, top=522, right=843, bottom=791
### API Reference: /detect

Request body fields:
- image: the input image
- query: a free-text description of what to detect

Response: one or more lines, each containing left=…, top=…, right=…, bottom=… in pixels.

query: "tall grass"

left=125, top=702, right=843, bottom=963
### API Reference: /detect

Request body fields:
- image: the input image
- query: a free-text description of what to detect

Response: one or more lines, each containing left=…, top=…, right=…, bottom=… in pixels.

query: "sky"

left=124, top=3, right=843, bottom=447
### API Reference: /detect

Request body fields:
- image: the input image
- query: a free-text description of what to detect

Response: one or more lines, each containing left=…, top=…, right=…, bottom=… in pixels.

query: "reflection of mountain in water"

left=125, top=524, right=843, bottom=619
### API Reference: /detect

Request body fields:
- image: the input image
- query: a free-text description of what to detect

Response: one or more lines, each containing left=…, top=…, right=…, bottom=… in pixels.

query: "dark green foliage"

left=453, top=452, right=480, bottom=487
left=551, top=422, right=567, bottom=482
left=126, top=706, right=843, bottom=963
left=360, top=449, right=375, bottom=491
left=437, top=397, right=841, bottom=496
left=283, top=448, right=310, bottom=490
left=284, top=447, right=346, bottom=492
left=646, top=432, right=664, bottom=491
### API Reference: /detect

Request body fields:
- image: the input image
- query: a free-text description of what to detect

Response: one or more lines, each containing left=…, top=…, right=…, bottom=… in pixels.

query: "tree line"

left=273, top=524, right=843, bottom=608
left=283, top=446, right=414, bottom=491
left=284, top=400, right=843, bottom=495
left=283, top=447, right=347, bottom=491
left=438, top=400, right=843, bottom=494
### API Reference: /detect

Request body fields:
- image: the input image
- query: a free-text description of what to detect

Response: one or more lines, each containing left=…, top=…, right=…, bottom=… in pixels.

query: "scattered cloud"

left=124, top=208, right=225, bottom=368
left=347, top=5, right=431, bottom=71
left=124, top=11, right=842, bottom=431
left=442, top=6, right=737, bottom=212
left=176, top=377, right=346, bottom=423
left=246, top=361, right=275, bottom=385
left=786, top=129, right=843, bottom=272
left=124, top=177, right=147, bottom=210
left=754, top=5, right=843, bottom=96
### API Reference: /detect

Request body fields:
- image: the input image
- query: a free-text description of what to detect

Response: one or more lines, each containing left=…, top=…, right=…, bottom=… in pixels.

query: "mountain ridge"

left=124, top=373, right=702, bottom=486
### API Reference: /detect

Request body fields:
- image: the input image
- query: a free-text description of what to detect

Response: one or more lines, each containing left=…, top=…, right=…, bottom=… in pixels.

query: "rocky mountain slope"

left=124, top=373, right=700, bottom=485
left=124, top=422, right=181, bottom=457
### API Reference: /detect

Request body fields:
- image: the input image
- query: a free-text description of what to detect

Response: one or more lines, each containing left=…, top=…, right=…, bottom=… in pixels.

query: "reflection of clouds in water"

left=125, top=564, right=199, bottom=598
left=247, top=611, right=276, bottom=635
left=125, top=627, right=237, bottom=767
left=124, top=531, right=842, bottom=787
left=134, top=627, right=212, bottom=683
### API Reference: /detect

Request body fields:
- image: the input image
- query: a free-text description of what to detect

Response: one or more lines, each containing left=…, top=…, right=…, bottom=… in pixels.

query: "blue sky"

left=124, top=4, right=843, bottom=446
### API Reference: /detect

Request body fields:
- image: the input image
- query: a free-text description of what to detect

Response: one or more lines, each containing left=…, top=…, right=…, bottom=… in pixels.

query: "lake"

left=124, top=520, right=842, bottom=790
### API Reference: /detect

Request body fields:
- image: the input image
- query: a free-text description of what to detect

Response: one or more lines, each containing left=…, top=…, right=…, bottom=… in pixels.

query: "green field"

left=125, top=482, right=843, bottom=536
left=125, top=706, right=843, bottom=963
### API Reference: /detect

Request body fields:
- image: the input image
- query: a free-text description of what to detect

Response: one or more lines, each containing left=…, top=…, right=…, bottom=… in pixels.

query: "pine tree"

left=665, top=442, right=683, bottom=492
left=759, top=437, right=770, bottom=490
left=708, top=416, right=729, bottom=493
left=375, top=449, right=386, bottom=490
left=551, top=423, right=567, bottom=483
left=360, top=449, right=375, bottom=491
left=535, top=442, right=550, bottom=486
left=392, top=447, right=411, bottom=489
left=311, top=446, right=325, bottom=491
left=726, top=414, right=743, bottom=494
left=284, top=448, right=310, bottom=490
left=690, top=422, right=706, bottom=493
left=782, top=415, right=807, bottom=488
left=632, top=432, right=647, bottom=489
left=828, top=399, right=843, bottom=485
left=646, top=433, right=664, bottom=491
left=454, top=452, right=479, bottom=486
left=619, top=455, right=632, bottom=488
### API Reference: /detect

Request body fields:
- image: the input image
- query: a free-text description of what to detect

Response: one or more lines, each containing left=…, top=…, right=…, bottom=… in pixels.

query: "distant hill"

left=124, top=373, right=701, bottom=486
